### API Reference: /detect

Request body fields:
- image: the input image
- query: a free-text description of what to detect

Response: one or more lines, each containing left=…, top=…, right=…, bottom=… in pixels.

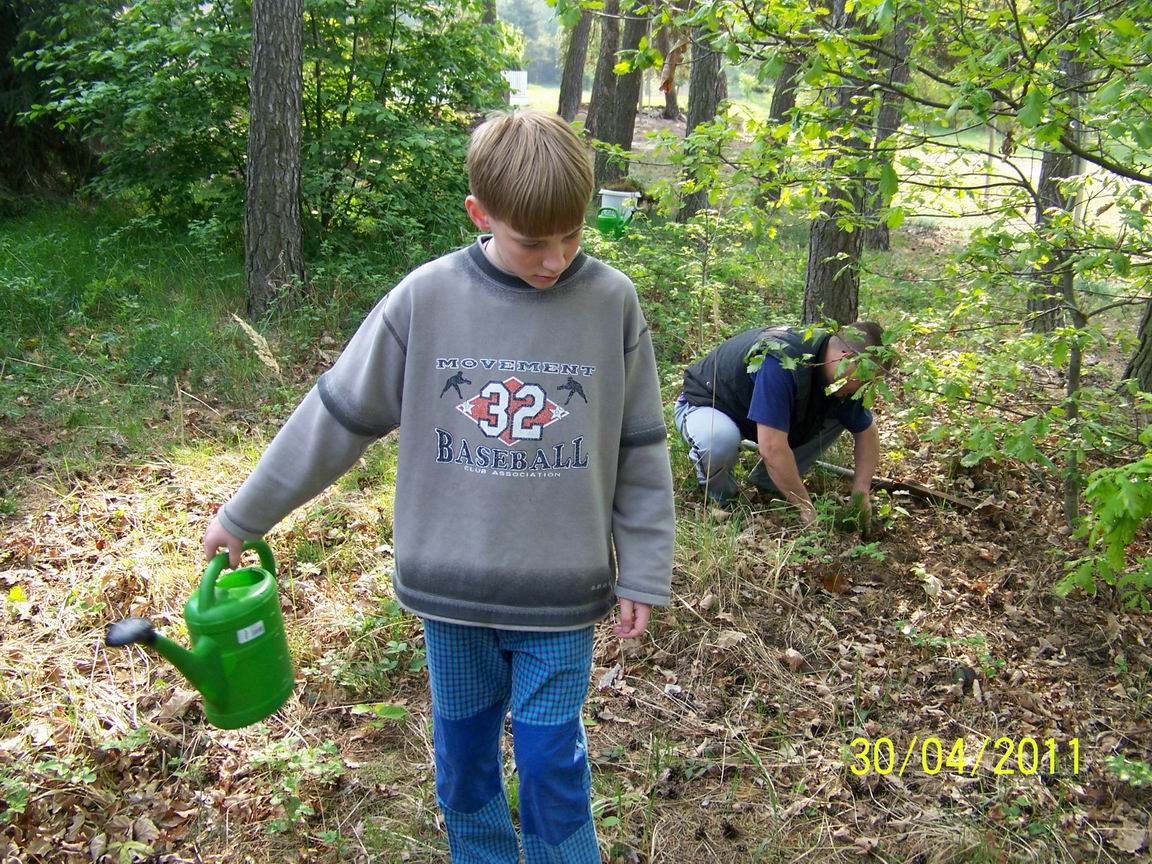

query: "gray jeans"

left=673, top=395, right=844, bottom=501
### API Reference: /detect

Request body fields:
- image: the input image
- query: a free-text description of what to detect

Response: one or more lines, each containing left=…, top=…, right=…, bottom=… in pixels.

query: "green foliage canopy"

left=22, top=0, right=516, bottom=255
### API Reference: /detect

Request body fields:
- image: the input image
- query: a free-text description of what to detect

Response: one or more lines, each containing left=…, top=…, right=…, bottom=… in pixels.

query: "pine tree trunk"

left=801, top=0, right=867, bottom=325
left=654, top=26, right=680, bottom=119
left=758, top=58, right=800, bottom=205
left=557, top=11, right=591, bottom=122
left=586, top=0, right=620, bottom=143
left=1125, top=301, right=1152, bottom=393
left=597, top=10, right=648, bottom=186
left=677, top=29, right=726, bottom=222
left=862, top=21, right=911, bottom=251
left=246, top=0, right=305, bottom=318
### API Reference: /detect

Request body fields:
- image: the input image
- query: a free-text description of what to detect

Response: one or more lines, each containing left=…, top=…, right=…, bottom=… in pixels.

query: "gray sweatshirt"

left=218, top=238, right=675, bottom=630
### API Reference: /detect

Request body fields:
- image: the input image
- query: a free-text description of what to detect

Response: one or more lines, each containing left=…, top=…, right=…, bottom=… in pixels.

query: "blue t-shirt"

left=747, top=356, right=873, bottom=437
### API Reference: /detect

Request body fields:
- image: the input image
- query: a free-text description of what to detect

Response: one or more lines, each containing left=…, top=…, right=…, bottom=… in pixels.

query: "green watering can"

left=105, top=540, right=294, bottom=729
left=596, top=206, right=634, bottom=239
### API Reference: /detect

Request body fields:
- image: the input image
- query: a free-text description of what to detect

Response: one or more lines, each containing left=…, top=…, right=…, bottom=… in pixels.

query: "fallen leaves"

left=781, top=648, right=805, bottom=672
left=712, top=630, right=748, bottom=650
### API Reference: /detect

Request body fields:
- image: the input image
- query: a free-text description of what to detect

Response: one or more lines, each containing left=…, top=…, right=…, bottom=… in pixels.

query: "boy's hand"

left=203, top=516, right=244, bottom=569
left=614, top=598, right=651, bottom=639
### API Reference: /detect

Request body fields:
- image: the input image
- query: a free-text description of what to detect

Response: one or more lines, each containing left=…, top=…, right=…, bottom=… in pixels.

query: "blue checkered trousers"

left=423, top=619, right=601, bottom=864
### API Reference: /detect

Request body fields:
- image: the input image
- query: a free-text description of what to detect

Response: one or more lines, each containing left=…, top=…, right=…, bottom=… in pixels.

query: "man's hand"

left=757, top=424, right=817, bottom=525
left=203, top=516, right=244, bottom=568
left=799, top=501, right=818, bottom=528
left=614, top=598, right=651, bottom=639
left=841, top=491, right=874, bottom=539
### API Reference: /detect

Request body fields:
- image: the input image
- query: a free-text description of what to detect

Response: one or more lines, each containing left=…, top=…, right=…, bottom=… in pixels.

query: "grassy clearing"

left=2, top=201, right=1151, bottom=863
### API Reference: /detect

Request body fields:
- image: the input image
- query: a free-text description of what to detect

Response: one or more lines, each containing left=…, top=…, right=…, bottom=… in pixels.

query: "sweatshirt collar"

left=467, top=236, right=588, bottom=293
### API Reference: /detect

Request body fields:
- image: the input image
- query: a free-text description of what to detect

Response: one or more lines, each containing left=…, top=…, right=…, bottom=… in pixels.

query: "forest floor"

left=2, top=224, right=1152, bottom=864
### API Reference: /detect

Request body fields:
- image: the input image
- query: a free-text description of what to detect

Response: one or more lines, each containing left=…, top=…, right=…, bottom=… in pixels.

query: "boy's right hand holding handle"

left=203, top=515, right=244, bottom=569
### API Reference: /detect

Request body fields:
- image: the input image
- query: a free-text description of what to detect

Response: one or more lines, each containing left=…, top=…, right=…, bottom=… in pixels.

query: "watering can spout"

left=105, top=617, right=224, bottom=704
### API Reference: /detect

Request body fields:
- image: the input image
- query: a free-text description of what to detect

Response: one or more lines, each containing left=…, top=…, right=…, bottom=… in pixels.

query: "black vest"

left=682, top=327, right=831, bottom=444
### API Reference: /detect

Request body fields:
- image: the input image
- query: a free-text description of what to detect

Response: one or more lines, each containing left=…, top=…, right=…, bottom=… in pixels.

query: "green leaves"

left=878, top=161, right=898, bottom=200
left=1060, top=449, right=1152, bottom=607
left=26, top=0, right=508, bottom=249
left=1018, top=87, right=1046, bottom=128
left=1097, top=76, right=1125, bottom=106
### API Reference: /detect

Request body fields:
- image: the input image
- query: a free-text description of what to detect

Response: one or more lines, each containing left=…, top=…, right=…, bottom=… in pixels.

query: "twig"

left=177, top=386, right=223, bottom=416
left=738, top=441, right=997, bottom=511
left=812, top=460, right=995, bottom=512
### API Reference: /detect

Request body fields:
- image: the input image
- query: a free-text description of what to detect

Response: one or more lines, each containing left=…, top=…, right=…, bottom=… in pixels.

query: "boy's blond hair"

left=467, top=110, right=594, bottom=236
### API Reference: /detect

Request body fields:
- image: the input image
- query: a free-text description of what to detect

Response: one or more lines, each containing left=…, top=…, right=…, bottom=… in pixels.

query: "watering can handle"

left=597, top=206, right=633, bottom=225
left=200, top=540, right=277, bottom=611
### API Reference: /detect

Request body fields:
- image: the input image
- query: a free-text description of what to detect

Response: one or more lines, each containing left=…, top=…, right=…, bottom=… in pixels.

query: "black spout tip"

left=106, top=617, right=157, bottom=647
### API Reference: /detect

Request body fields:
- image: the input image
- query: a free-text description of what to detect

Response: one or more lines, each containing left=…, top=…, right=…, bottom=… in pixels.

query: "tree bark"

left=1040, top=0, right=1086, bottom=526
left=1125, top=300, right=1152, bottom=393
left=586, top=0, right=620, bottom=142
left=803, top=205, right=862, bottom=325
left=557, top=11, right=592, bottom=122
left=596, top=10, right=648, bottom=186
left=1029, top=0, right=1084, bottom=336
left=1028, top=146, right=1077, bottom=332
left=653, top=25, right=681, bottom=120
left=863, top=21, right=911, bottom=251
left=802, top=0, right=868, bottom=325
left=677, top=28, right=726, bottom=221
left=246, top=0, right=305, bottom=318
left=758, top=58, right=800, bottom=206
left=481, top=0, right=497, bottom=26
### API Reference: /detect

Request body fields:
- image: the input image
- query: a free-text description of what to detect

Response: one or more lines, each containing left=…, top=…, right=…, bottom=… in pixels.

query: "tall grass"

left=0, top=202, right=421, bottom=476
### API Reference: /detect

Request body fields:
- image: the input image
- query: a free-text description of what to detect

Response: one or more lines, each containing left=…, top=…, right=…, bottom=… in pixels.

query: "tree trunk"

left=1042, top=0, right=1086, bottom=526
left=557, top=11, right=591, bottom=121
left=246, top=0, right=305, bottom=318
left=586, top=0, right=620, bottom=142
left=1028, top=147, right=1077, bottom=332
left=677, top=29, right=726, bottom=221
left=653, top=25, right=680, bottom=119
left=481, top=0, right=497, bottom=26
left=863, top=20, right=911, bottom=251
left=596, top=10, right=648, bottom=186
left=758, top=58, right=800, bottom=205
left=1062, top=256, right=1087, bottom=526
left=802, top=0, right=868, bottom=325
left=1124, top=300, right=1152, bottom=393
left=803, top=207, right=862, bottom=325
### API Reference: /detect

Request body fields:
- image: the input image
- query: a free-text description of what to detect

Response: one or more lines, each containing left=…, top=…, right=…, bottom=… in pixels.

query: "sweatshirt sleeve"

left=611, top=294, right=676, bottom=607
left=218, top=290, right=409, bottom=539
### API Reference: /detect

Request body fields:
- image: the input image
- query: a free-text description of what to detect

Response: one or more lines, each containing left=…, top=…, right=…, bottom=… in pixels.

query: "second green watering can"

left=596, top=206, right=634, bottom=239
left=106, top=540, right=294, bottom=729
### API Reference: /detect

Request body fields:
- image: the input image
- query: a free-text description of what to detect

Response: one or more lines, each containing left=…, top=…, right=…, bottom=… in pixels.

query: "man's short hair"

left=467, top=109, right=594, bottom=236
left=835, top=321, right=897, bottom=373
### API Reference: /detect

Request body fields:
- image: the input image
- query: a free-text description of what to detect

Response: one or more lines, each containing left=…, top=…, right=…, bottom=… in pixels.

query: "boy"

left=202, top=110, right=675, bottom=863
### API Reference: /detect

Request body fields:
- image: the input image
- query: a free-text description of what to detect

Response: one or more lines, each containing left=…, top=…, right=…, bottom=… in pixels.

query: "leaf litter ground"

left=2, top=271, right=1151, bottom=863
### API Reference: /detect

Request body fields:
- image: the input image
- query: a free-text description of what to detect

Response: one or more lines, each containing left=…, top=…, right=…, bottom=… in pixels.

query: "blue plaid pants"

left=423, top=619, right=600, bottom=864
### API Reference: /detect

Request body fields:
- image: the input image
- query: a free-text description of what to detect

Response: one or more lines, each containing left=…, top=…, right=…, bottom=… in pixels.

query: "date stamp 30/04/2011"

left=847, top=736, right=1082, bottom=778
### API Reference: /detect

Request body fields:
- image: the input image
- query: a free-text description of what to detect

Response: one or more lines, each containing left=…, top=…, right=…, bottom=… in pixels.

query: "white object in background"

left=501, top=70, right=531, bottom=106
left=599, top=188, right=638, bottom=218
